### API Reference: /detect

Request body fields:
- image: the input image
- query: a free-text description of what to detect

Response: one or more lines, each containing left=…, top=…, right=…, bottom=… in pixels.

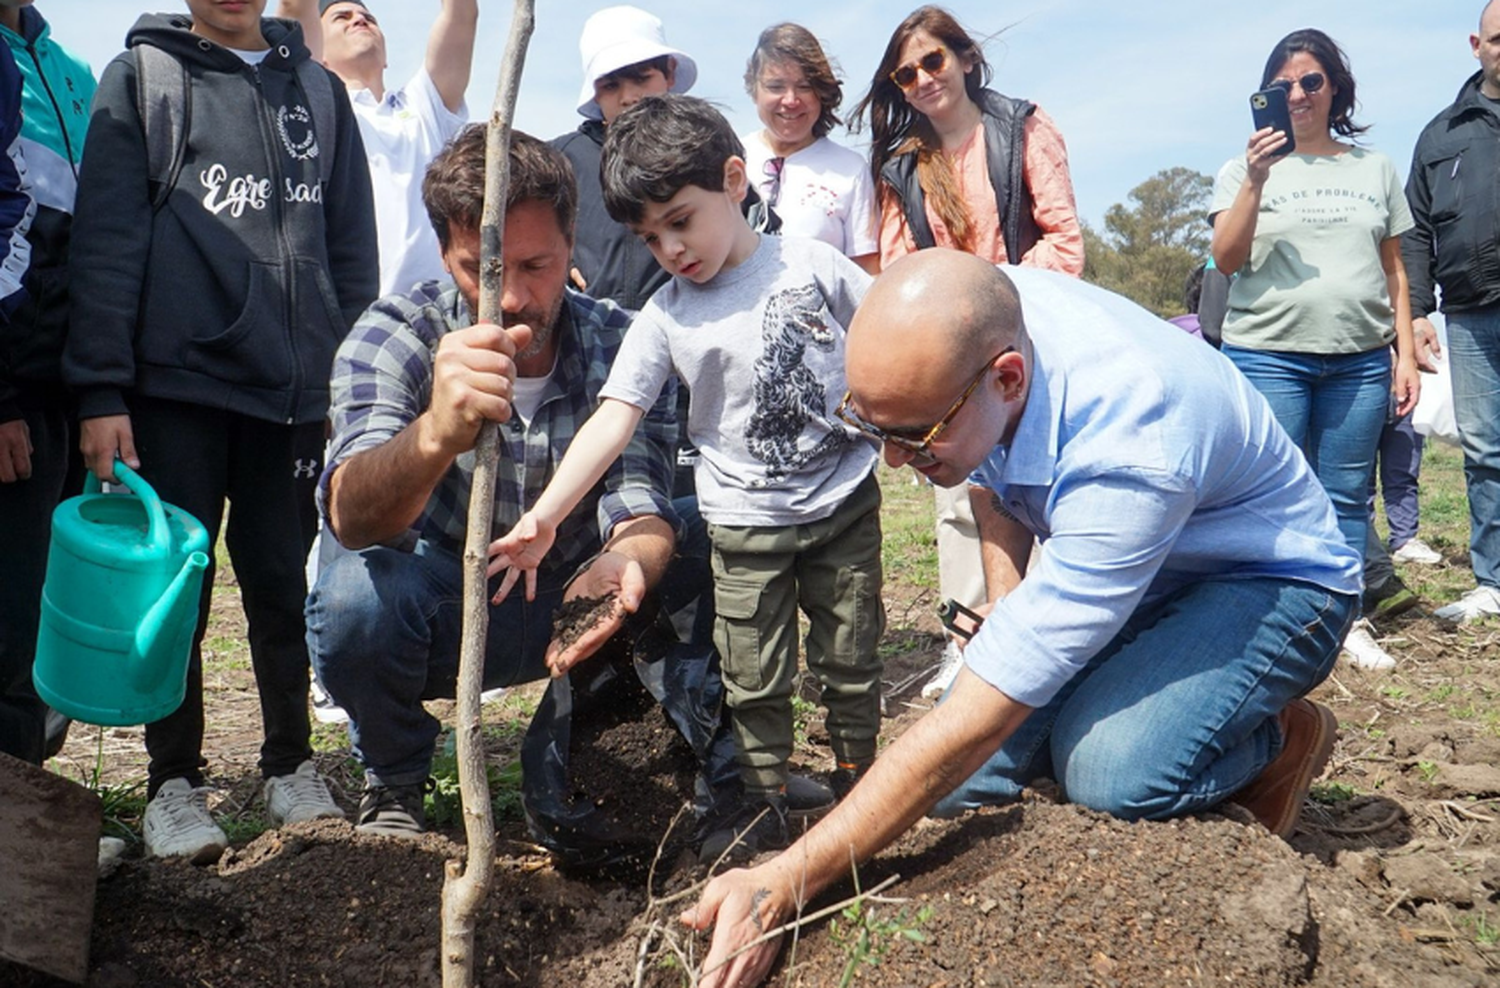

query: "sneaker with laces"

left=1434, top=585, right=1500, bottom=624
left=1341, top=620, right=1395, bottom=671
left=264, top=760, right=345, bottom=826
left=698, top=794, right=790, bottom=865
left=144, top=778, right=229, bottom=864
left=356, top=780, right=429, bottom=837
left=921, top=639, right=965, bottom=698
left=1391, top=537, right=1443, bottom=566
left=1230, top=698, right=1337, bottom=839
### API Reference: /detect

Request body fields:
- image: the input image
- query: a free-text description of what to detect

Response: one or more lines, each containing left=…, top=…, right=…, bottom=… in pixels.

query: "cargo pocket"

left=713, top=578, right=766, bottom=692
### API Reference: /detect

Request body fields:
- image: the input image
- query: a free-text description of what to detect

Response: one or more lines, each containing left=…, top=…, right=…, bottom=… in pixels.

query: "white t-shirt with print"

left=742, top=132, right=878, bottom=260
left=349, top=69, right=467, bottom=297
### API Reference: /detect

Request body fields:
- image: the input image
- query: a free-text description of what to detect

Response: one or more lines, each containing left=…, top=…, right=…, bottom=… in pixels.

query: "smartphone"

left=1250, top=87, right=1295, bottom=156
left=937, top=598, right=984, bottom=641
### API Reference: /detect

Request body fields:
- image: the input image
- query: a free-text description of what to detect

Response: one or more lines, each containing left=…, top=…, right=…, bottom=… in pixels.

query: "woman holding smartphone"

left=1211, top=28, right=1419, bottom=670
left=852, top=5, right=1083, bottom=699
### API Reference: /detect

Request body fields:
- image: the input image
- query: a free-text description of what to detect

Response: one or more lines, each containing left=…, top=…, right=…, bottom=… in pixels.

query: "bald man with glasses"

left=681, top=248, right=1363, bottom=988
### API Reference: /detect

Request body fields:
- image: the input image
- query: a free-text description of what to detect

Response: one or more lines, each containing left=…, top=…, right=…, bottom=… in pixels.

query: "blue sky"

left=58, top=1, right=1476, bottom=230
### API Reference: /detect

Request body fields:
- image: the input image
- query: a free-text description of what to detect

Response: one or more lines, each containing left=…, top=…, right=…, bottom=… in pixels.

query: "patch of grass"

left=1379, top=685, right=1410, bottom=701
left=1461, top=910, right=1500, bottom=946
left=1310, top=780, right=1359, bottom=804
left=792, top=694, right=818, bottom=751
left=877, top=466, right=938, bottom=593
left=220, top=813, right=270, bottom=844
left=1426, top=684, right=1458, bottom=703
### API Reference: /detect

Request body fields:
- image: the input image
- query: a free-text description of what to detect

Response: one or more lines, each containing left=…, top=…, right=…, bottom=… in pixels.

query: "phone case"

left=1250, top=87, right=1295, bottom=156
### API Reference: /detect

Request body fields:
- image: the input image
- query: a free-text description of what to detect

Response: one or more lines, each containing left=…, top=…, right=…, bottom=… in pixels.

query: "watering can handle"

left=83, top=459, right=172, bottom=557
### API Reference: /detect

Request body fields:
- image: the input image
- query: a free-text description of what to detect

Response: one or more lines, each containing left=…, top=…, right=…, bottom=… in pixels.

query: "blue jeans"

left=1224, top=345, right=1391, bottom=568
left=305, top=497, right=713, bottom=786
left=933, top=577, right=1355, bottom=820
left=1445, top=307, right=1500, bottom=589
left=1364, top=410, right=1425, bottom=591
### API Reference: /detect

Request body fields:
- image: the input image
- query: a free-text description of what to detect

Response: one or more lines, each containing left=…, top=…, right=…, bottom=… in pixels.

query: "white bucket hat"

left=575, top=6, right=697, bottom=121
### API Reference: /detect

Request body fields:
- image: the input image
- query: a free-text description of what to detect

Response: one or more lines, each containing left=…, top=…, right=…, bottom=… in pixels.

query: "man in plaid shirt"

left=306, top=126, right=706, bottom=837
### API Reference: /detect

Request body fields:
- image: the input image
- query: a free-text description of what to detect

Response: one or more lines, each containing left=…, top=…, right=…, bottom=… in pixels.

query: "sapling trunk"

left=441, top=3, right=534, bottom=985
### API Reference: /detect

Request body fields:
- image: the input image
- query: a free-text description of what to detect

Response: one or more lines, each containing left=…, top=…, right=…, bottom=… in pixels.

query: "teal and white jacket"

left=0, top=5, right=93, bottom=416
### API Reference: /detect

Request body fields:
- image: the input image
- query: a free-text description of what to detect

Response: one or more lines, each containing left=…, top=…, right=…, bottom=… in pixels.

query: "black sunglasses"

left=1268, top=72, right=1325, bottom=96
left=836, top=347, right=1013, bottom=456
left=889, top=48, right=946, bottom=90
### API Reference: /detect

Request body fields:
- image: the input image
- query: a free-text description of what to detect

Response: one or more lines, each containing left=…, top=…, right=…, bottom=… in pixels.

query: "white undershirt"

left=510, top=373, right=551, bottom=428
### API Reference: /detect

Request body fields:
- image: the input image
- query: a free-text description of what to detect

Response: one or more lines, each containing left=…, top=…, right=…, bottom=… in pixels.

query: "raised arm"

left=426, top=0, right=479, bottom=113
left=275, top=0, right=323, bottom=62
left=1211, top=127, right=1286, bottom=275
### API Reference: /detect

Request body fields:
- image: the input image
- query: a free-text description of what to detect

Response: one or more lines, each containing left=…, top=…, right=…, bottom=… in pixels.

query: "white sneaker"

left=264, top=760, right=345, bottom=826
left=1341, top=620, right=1395, bottom=671
left=310, top=677, right=349, bottom=725
left=922, top=640, right=965, bottom=698
left=1391, top=538, right=1443, bottom=566
left=1434, top=585, right=1500, bottom=624
left=144, top=778, right=229, bottom=864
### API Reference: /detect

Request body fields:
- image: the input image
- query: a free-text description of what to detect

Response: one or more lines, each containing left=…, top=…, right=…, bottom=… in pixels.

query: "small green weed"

left=1310, top=781, right=1359, bottom=805
left=427, top=730, right=525, bottom=827
left=829, top=898, right=933, bottom=987
left=1379, top=685, right=1409, bottom=701
left=1416, top=760, right=1440, bottom=783
left=1461, top=911, right=1500, bottom=946
left=792, top=694, right=818, bottom=751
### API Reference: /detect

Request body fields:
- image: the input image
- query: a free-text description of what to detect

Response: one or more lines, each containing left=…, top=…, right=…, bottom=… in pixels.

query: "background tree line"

left=1081, top=166, right=1213, bottom=319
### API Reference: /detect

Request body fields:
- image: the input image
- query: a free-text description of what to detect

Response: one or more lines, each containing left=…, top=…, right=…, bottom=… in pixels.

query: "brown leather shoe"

left=1230, top=698, right=1337, bottom=839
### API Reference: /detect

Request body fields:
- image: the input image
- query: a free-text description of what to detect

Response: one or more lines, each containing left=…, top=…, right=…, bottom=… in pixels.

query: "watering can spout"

left=131, top=549, right=210, bottom=689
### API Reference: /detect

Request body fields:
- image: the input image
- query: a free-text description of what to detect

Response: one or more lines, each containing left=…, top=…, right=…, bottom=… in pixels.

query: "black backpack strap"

left=134, top=45, right=191, bottom=212
left=295, top=60, right=337, bottom=189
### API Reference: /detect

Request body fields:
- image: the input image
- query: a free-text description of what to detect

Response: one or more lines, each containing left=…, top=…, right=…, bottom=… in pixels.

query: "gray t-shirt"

left=601, top=235, right=878, bottom=526
left=1210, top=147, right=1413, bottom=353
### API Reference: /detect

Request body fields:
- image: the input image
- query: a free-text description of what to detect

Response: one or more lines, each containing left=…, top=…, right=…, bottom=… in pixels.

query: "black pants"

left=129, top=397, right=322, bottom=795
left=0, top=399, right=69, bottom=763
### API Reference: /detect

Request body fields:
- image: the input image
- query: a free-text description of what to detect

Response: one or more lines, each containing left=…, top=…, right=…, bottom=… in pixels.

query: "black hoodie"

left=65, top=14, right=376, bottom=425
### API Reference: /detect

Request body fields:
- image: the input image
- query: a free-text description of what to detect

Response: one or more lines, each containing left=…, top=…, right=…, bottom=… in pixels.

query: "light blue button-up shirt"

left=964, top=268, right=1362, bottom=709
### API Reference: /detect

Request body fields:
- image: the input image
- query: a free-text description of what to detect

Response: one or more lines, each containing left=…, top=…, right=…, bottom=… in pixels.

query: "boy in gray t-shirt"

left=490, top=94, right=883, bottom=861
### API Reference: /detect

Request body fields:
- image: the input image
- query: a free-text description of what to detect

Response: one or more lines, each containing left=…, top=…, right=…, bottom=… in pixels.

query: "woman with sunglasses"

left=1211, top=28, right=1419, bottom=670
left=853, top=5, right=1082, bottom=698
left=742, top=23, right=879, bottom=274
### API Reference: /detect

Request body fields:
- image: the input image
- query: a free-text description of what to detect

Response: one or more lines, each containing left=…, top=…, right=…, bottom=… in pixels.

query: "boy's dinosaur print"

left=745, top=283, right=851, bottom=481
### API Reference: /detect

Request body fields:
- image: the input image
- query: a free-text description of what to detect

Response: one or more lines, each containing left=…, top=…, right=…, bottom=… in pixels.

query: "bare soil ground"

left=8, top=470, right=1500, bottom=988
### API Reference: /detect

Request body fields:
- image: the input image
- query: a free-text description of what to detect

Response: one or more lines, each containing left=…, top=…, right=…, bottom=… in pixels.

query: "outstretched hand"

left=487, top=510, right=558, bottom=604
left=681, top=866, right=787, bottom=988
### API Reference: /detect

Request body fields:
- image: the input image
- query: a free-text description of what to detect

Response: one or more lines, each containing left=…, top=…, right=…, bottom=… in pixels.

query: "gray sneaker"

left=1434, top=585, right=1500, bottom=624
left=264, top=760, right=345, bottom=825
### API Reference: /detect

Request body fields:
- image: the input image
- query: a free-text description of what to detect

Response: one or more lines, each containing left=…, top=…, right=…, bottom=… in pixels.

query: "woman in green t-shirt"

left=1209, top=28, right=1419, bottom=668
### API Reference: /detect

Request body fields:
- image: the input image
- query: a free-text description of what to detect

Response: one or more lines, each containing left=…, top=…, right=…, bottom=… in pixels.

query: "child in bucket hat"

left=575, top=6, right=697, bottom=122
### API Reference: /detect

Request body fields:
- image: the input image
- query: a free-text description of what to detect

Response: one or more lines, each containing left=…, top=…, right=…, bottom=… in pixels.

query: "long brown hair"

left=851, top=6, right=991, bottom=251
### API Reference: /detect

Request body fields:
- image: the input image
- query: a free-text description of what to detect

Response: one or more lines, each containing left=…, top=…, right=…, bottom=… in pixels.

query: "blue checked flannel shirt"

left=320, top=282, right=681, bottom=576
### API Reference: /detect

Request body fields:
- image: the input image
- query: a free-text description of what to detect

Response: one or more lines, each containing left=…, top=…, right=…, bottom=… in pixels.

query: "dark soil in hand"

left=550, top=592, right=620, bottom=656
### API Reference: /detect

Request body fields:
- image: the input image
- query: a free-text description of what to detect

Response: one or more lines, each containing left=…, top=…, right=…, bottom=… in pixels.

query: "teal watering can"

left=33, top=461, right=210, bottom=726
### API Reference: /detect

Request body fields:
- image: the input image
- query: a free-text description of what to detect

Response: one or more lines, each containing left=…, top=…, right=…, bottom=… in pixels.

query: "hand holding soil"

left=547, top=550, right=645, bottom=675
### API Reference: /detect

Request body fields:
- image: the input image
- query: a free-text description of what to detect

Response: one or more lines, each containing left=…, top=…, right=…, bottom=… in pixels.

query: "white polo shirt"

left=348, top=69, right=467, bottom=297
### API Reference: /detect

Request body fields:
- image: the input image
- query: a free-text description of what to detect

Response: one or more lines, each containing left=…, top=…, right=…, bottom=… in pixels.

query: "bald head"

left=848, top=249, right=1025, bottom=411
left=1485, top=0, right=1500, bottom=32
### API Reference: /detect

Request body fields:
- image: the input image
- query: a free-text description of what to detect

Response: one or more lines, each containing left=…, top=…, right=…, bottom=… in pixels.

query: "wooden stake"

left=441, top=3, right=534, bottom=985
